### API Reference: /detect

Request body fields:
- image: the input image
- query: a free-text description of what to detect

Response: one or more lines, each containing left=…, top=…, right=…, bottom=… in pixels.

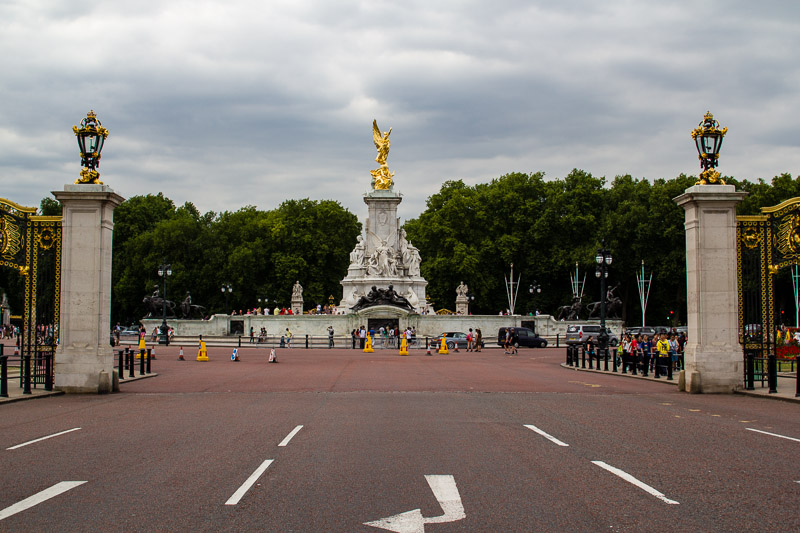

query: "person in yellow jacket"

left=655, top=334, right=670, bottom=377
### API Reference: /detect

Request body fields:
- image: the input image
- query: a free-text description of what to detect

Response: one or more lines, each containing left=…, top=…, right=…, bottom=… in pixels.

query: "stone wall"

left=142, top=313, right=623, bottom=341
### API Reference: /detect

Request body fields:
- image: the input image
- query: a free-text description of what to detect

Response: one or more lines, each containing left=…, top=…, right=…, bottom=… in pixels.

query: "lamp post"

left=529, top=282, right=541, bottom=315
left=157, top=263, right=172, bottom=345
left=595, top=243, right=613, bottom=351
left=221, top=284, right=233, bottom=314
left=257, top=296, right=269, bottom=314
left=691, top=111, right=727, bottom=185
left=72, top=110, right=109, bottom=185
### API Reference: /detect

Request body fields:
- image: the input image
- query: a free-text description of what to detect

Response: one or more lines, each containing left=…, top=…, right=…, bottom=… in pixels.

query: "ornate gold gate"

left=0, top=198, right=62, bottom=391
left=737, top=198, right=800, bottom=391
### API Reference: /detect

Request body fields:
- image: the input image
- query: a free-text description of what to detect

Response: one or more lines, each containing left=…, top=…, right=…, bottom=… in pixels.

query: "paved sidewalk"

left=561, top=362, right=800, bottom=403
left=1, top=371, right=157, bottom=404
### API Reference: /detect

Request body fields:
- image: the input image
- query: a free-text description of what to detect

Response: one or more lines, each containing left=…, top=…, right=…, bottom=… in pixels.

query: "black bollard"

left=140, top=349, right=145, bottom=375
left=566, top=347, right=570, bottom=365
left=0, top=349, right=7, bottom=398
left=23, top=353, right=32, bottom=394
left=667, top=358, right=673, bottom=381
left=767, top=354, right=777, bottom=393
left=128, top=348, right=134, bottom=378
left=621, top=351, right=627, bottom=374
left=306, top=335, right=309, bottom=349
left=45, top=352, right=53, bottom=391
left=745, top=351, right=755, bottom=390
left=118, top=350, right=125, bottom=380
left=581, top=346, right=586, bottom=369
left=146, top=349, right=152, bottom=374
left=604, top=348, right=609, bottom=371
left=588, top=349, right=593, bottom=369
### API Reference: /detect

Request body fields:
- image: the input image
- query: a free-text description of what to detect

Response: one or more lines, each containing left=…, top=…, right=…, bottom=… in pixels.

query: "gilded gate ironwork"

left=0, top=198, right=62, bottom=391
left=737, top=197, right=800, bottom=389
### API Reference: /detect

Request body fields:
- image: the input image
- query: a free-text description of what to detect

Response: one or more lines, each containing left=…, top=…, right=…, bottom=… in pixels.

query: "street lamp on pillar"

left=595, top=243, right=613, bottom=352
left=257, top=296, right=268, bottom=314
left=691, top=111, right=727, bottom=185
left=221, top=284, right=233, bottom=315
left=157, top=263, right=172, bottom=345
left=529, top=282, right=541, bottom=316
left=72, top=110, right=109, bottom=184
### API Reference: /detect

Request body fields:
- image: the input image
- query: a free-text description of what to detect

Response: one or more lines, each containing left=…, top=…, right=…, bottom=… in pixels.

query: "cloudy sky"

left=1, top=0, right=799, bottom=222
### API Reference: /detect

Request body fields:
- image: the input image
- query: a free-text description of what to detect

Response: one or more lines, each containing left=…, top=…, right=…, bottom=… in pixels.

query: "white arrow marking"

left=364, top=475, right=465, bottom=532
left=0, top=481, right=87, bottom=520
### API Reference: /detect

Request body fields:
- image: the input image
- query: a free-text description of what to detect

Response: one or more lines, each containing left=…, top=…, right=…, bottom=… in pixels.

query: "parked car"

left=565, top=324, right=619, bottom=346
left=433, top=332, right=485, bottom=350
left=496, top=327, right=548, bottom=348
left=118, top=326, right=142, bottom=338
left=624, top=326, right=658, bottom=338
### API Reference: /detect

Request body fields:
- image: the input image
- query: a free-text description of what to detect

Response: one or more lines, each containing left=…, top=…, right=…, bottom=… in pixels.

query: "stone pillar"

left=674, top=184, right=746, bottom=393
left=52, top=184, right=124, bottom=393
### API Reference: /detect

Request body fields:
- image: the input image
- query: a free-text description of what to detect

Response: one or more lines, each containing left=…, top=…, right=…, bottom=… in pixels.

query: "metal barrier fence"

left=0, top=343, right=55, bottom=396
left=564, top=345, right=675, bottom=380
left=744, top=352, right=800, bottom=396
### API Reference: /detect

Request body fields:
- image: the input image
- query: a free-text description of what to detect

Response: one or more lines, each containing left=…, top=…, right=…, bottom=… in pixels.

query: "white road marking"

left=7, top=428, right=82, bottom=450
left=0, top=481, right=87, bottom=520
left=364, top=475, right=465, bottom=532
left=278, top=425, right=303, bottom=447
left=225, top=459, right=274, bottom=505
left=592, top=461, right=679, bottom=505
left=524, top=424, right=569, bottom=447
left=746, top=428, right=800, bottom=443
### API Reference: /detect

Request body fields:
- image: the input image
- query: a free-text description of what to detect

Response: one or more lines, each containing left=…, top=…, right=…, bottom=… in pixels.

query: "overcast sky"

left=2, top=0, right=799, bottom=222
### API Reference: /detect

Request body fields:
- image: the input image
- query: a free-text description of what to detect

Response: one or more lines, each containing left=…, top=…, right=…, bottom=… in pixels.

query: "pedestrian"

left=327, top=325, right=334, bottom=348
left=285, top=327, right=293, bottom=348
left=475, top=328, right=483, bottom=352
left=250, top=326, right=255, bottom=344
left=466, top=328, right=474, bottom=352
left=359, top=326, right=366, bottom=349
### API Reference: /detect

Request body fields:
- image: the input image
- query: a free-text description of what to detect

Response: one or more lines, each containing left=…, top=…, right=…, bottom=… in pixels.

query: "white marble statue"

left=292, top=281, right=303, bottom=299
left=404, top=287, right=420, bottom=308
left=349, top=235, right=366, bottom=267
left=456, top=281, right=468, bottom=297
left=368, top=239, right=398, bottom=277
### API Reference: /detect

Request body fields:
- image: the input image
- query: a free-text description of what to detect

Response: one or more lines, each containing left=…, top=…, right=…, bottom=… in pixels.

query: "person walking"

left=475, top=328, right=483, bottom=352
left=466, top=328, right=474, bottom=352
left=327, top=326, right=334, bottom=348
left=285, top=327, right=293, bottom=348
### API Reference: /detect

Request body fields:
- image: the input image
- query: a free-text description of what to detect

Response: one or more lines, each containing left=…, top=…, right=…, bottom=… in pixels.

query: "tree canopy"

left=7, top=171, right=800, bottom=328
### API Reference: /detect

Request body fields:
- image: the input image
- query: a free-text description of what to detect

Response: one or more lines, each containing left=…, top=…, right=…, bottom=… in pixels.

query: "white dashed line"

left=7, top=428, right=82, bottom=450
left=278, top=425, right=303, bottom=447
left=0, top=481, right=87, bottom=520
left=524, top=424, right=569, bottom=447
left=592, top=461, right=679, bottom=505
left=225, top=459, right=274, bottom=505
left=746, top=428, right=800, bottom=443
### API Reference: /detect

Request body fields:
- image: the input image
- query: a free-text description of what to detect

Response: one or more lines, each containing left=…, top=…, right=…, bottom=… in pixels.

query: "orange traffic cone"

left=426, top=343, right=432, bottom=356
left=178, top=346, right=185, bottom=360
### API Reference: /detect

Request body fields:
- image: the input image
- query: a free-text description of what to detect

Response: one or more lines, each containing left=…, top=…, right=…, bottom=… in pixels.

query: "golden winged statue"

left=370, top=119, right=395, bottom=190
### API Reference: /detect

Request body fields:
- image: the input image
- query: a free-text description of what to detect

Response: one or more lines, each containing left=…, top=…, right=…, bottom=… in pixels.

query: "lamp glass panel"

left=595, top=253, right=603, bottom=264
left=606, top=255, right=613, bottom=265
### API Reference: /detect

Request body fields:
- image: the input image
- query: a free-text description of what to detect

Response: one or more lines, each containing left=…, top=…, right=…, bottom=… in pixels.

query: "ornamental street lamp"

left=221, top=284, right=233, bottom=314
left=258, top=296, right=270, bottom=314
left=158, top=263, right=172, bottom=345
left=595, top=243, right=613, bottom=351
left=529, top=282, right=541, bottom=315
left=72, top=110, right=109, bottom=184
left=691, top=111, right=727, bottom=185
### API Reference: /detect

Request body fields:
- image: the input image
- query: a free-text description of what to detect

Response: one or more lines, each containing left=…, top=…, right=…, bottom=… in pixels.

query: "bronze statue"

left=557, top=297, right=582, bottom=321
left=351, top=285, right=414, bottom=312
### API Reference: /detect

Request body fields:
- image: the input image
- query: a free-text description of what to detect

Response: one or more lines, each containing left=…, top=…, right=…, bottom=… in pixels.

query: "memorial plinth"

left=53, top=184, right=124, bottom=393
left=675, top=184, right=747, bottom=393
left=340, top=189, right=428, bottom=313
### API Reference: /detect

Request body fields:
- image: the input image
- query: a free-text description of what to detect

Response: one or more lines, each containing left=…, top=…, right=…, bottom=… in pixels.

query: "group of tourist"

left=584, top=331, right=687, bottom=372
left=352, top=325, right=416, bottom=349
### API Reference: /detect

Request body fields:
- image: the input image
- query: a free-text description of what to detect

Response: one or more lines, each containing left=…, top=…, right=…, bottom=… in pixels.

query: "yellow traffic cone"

left=197, top=338, right=209, bottom=361
left=438, top=337, right=449, bottom=355
left=399, top=337, right=409, bottom=356
left=363, top=333, right=375, bottom=353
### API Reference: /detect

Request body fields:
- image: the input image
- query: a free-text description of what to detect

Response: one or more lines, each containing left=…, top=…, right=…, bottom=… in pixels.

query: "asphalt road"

left=0, top=346, right=798, bottom=532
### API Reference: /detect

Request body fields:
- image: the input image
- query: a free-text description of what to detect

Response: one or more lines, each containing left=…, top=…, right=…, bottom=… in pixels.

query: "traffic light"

left=668, top=310, right=674, bottom=321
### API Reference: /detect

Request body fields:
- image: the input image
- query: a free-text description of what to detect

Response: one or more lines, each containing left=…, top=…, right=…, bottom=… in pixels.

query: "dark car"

left=496, top=327, right=548, bottom=348
left=433, top=332, right=484, bottom=350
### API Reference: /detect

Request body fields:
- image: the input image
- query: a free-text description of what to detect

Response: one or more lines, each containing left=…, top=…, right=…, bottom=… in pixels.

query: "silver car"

left=565, top=324, right=619, bottom=346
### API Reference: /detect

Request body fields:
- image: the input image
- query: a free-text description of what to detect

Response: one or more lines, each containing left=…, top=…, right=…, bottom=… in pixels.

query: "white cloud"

left=1, top=0, right=799, bottom=219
